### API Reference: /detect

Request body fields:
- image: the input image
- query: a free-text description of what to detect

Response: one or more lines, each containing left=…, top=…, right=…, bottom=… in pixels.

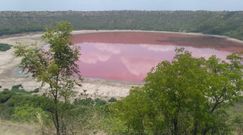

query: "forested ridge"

left=0, top=11, right=243, bottom=40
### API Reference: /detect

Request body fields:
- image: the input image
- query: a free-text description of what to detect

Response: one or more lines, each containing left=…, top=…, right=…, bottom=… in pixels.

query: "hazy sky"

left=0, top=0, right=242, bottom=11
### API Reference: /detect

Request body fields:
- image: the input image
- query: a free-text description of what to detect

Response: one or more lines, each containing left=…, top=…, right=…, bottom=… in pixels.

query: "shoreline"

left=1, top=29, right=243, bottom=44
left=0, top=30, right=242, bottom=98
left=73, top=30, right=243, bottom=44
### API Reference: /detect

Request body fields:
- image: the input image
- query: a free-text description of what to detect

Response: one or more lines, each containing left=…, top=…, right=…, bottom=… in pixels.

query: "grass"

left=0, top=119, right=41, bottom=135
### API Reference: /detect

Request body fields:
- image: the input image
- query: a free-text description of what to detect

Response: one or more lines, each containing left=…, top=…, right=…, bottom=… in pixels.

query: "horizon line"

left=1, top=9, right=243, bottom=12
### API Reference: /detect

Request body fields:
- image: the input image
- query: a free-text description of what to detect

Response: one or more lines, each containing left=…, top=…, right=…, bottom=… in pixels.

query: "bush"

left=108, top=97, right=117, bottom=102
left=0, top=88, right=111, bottom=134
left=0, top=89, right=12, bottom=103
left=13, top=105, right=48, bottom=122
left=0, top=43, right=12, bottom=51
left=0, top=87, right=51, bottom=121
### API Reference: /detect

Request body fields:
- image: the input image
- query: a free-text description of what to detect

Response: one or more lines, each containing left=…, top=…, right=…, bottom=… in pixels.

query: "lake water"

left=76, top=42, right=231, bottom=83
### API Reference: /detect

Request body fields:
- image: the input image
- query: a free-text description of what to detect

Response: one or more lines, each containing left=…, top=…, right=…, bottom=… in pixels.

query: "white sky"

left=0, top=0, right=242, bottom=11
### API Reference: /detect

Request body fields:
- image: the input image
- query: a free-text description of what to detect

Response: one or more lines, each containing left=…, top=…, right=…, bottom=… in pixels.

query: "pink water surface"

left=76, top=42, right=231, bottom=83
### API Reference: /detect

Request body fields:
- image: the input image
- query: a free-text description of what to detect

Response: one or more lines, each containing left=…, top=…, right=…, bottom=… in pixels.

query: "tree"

left=14, top=22, right=81, bottom=135
left=112, top=87, right=151, bottom=134
left=112, top=49, right=242, bottom=135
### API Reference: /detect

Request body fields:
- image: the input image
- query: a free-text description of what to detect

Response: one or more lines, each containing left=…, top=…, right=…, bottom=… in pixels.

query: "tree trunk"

left=192, top=121, right=199, bottom=135
left=54, top=89, right=61, bottom=135
left=55, top=108, right=60, bottom=135
left=173, top=118, right=178, bottom=135
left=202, top=128, right=208, bottom=135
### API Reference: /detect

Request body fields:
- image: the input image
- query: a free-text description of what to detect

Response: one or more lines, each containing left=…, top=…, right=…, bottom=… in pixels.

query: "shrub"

left=0, top=43, right=12, bottom=51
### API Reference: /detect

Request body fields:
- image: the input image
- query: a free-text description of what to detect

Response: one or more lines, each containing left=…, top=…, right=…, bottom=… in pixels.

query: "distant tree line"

left=0, top=11, right=243, bottom=40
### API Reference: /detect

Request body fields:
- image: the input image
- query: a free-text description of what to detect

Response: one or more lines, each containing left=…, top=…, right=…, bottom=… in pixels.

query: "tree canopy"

left=112, top=49, right=243, bottom=135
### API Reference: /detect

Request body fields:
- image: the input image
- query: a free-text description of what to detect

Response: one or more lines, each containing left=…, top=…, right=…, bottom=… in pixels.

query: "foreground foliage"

left=112, top=49, right=243, bottom=135
left=0, top=86, right=110, bottom=135
left=14, top=22, right=81, bottom=135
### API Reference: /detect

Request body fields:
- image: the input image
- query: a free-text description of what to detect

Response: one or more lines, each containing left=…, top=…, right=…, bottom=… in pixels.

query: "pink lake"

left=76, top=42, right=232, bottom=83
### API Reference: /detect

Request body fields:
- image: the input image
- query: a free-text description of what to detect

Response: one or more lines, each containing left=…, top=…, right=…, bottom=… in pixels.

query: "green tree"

left=113, top=49, right=242, bottom=135
left=112, top=87, right=151, bottom=134
left=14, top=22, right=81, bottom=135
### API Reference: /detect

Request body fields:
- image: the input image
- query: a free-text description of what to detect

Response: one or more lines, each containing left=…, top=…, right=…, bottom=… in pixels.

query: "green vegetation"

left=0, top=86, right=50, bottom=123
left=0, top=11, right=243, bottom=40
left=111, top=49, right=243, bottom=135
left=1, top=84, right=243, bottom=134
left=0, top=86, right=110, bottom=134
left=14, top=22, right=82, bottom=135
left=0, top=43, right=11, bottom=51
